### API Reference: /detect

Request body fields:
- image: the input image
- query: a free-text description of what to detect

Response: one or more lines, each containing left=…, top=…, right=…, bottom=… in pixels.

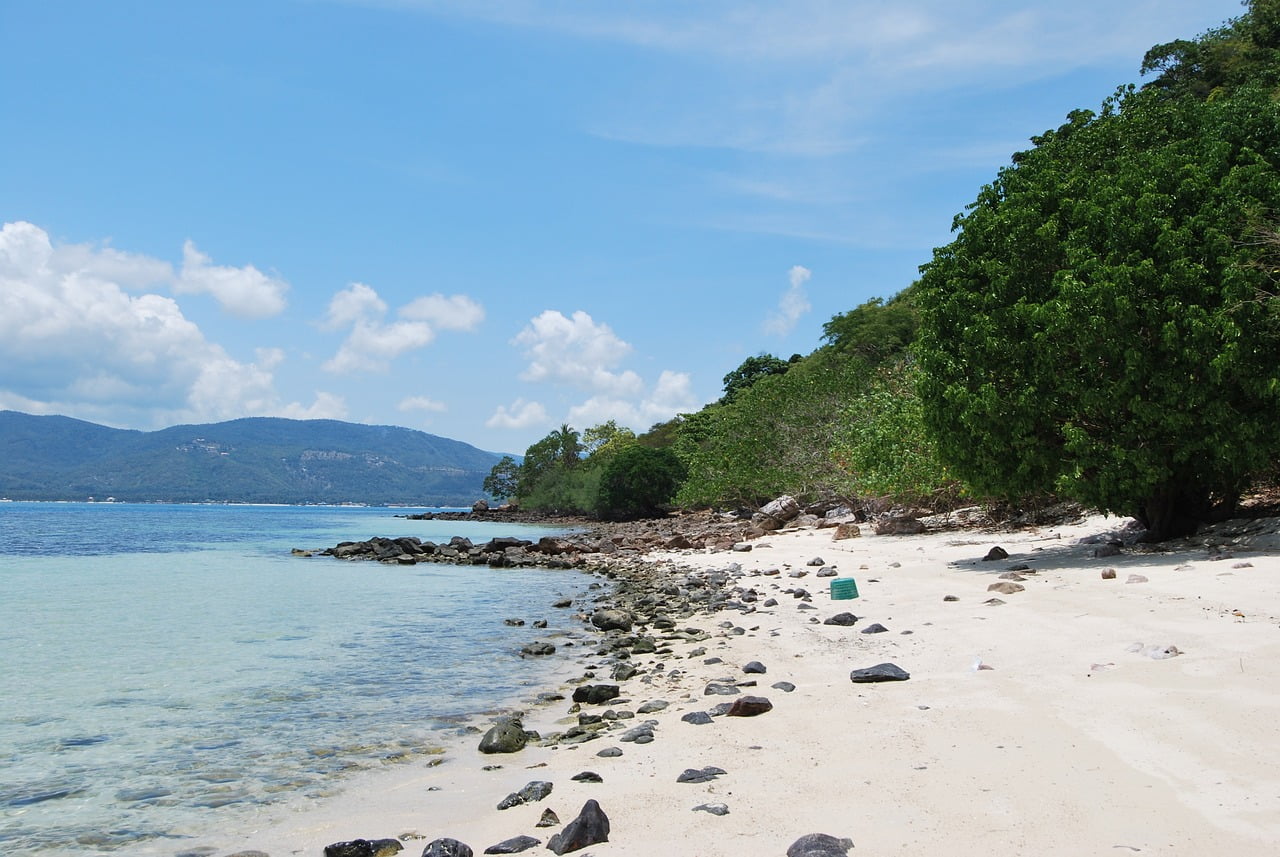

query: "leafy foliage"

left=915, top=77, right=1280, bottom=537
left=821, top=290, right=919, bottom=361
left=720, top=354, right=793, bottom=403
left=596, top=445, right=686, bottom=520
left=482, top=455, right=520, bottom=500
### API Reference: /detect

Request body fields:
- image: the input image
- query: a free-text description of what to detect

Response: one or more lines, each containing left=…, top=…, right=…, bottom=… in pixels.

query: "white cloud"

left=513, top=309, right=644, bottom=396
left=566, top=369, right=698, bottom=431
left=0, top=220, right=334, bottom=427
left=486, top=398, right=548, bottom=430
left=174, top=240, right=289, bottom=318
left=322, top=283, right=483, bottom=374
left=763, top=265, right=812, bottom=336
left=398, top=395, right=448, bottom=413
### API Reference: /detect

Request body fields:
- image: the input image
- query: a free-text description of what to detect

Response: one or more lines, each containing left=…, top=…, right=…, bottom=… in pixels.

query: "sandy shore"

left=213, top=513, right=1280, bottom=857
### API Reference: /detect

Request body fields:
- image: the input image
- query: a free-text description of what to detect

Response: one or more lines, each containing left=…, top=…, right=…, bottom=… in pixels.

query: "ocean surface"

left=0, top=502, right=593, bottom=856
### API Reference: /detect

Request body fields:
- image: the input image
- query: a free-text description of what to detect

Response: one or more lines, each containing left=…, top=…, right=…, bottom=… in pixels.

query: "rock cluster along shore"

left=295, top=496, right=915, bottom=855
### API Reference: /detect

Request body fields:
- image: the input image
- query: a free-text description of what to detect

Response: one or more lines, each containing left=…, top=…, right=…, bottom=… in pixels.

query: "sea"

left=0, top=502, right=594, bottom=857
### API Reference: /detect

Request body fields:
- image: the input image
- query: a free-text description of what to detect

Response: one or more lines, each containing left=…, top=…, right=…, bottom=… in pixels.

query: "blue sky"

left=0, top=0, right=1244, bottom=455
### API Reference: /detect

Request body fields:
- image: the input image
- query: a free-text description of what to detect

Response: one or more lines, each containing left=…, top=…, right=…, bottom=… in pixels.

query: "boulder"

left=521, top=641, right=556, bottom=656
left=849, top=663, right=910, bottom=683
left=823, top=612, right=858, bottom=626
left=787, top=833, right=854, bottom=857
left=546, top=800, right=610, bottom=855
left=324, top=840, right=404, bottom=857
left=422, top=840, right=473, bottom=857
left=726, top=696, right=772, bottom=717
left=472, top=500, right=490, bottom=513
left=478, top=717, right=528, bottom=754
left=759, top=495, right=801, bottom=524
left=873, top=516, right=926, bottom=535
left=482, top=835, right=540, bottom=854
left=590, top=609, right=634, bottom=632
left=832, top=522, right=861, bottom=540
left=571, top=684, right=620, bottom=705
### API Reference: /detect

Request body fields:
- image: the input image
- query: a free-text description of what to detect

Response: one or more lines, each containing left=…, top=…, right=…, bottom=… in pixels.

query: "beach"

left=214, top=512, right=1280, bottom=857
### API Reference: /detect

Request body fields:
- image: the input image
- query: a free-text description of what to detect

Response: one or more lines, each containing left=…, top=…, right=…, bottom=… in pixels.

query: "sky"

left=0, top=0, right=1246, bottom=456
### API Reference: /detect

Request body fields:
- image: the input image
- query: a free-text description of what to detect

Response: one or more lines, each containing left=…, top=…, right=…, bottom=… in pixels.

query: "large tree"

left=915, top=80, right=1280, bottom=538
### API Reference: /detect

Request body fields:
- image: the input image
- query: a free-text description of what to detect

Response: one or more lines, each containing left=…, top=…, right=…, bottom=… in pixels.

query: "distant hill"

left=0, top=411, right=509, bottom=505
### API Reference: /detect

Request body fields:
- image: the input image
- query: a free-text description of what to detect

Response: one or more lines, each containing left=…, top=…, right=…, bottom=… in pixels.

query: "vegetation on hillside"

left=490, top=1, right=1280, bottom=538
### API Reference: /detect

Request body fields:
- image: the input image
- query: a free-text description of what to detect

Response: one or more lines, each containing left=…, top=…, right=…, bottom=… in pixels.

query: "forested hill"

left=0, top=411, right=507, bottom=505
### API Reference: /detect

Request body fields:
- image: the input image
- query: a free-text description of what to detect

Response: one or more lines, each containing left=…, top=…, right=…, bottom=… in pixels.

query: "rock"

left=759, top=495, right=801, bottom=524
left=324, top=840, right=404, bottom=857
left=874, top=516, right=925, bottom=535
left=552, top=597, right=573, bottom=608
left=521, top=641, right=556, bottom=656
left=478, top=717, right=528, bottom=754
left=1126, top=574, right=1149, bottom=584
left=731, top=542, right=754, bottom=552
left=833, top=522, right=861, bottom=540
left=823, top=612, right=858, bottom=626
left=636, top=700, right=668, bottom=714
left=742, top=661, right=767, bottom=674
left=771, top=681, right=796, bottom=692
left=787, top=833, right=854, bottom=857
left=546, top=799, right=610, bottom=855
left=422, top=839, right=473, bottom=857
left=1093, top=543, right=1122, bottom=558
left=571, top=685, right=620, bottom=705
left=483, top=835, right=540, bottom=854
left=983, top=546, right=1009, bottom=561
left=590, top=609, right=634, bottom=632
left=677, top=766, right=727, bottom=783
left=472, top=499, right=490, bottom=513
left=849, top=663, right=910, bottom=683
left=815, top=567, right=837, bottom=577
left=807, top=556, right=826, bottom=566
left=998, top=572, right=1026, bottom=581
left=596, top=747, right=623, bottom=758
left=943, top=594, right=959, bottom=602
left=571, top=771, right=603, bottom=783
left=860, top=623, right=889, bottom=634
left=726, top=696, right=772, bottom=717
left=704, top=683, right=740, bottom=696
left=1100, top=568, right=1117, bottom=580
left=987, top=581, right=1024, bottom=594
left=536, top=808, right=561, bottom=827
left=693, top=803, right=730, bottom=816
left=619, top=724, right=655, bottom=743
left=681, top=711, right=714, bottom=725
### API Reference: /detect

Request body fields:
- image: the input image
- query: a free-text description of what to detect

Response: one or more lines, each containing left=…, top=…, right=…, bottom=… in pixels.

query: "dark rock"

left=693, top=803, right=730, bottom=816
left=704, top=683, right=740, bottom=696
left=759, top=495, right=801, bottom=524
left=596, top=747, right=623, bottom=758
left=536, top=808, right=561, bottom=827
left=546, top=799, right=610, bottom=855
left=503, top=618, right=525, bottom=626
left=552, top=598, right=573, bottom=608
left=742, top=661, right=767, bottom=674
left=763, top=598, right=779, bottom=607
left=677, top=766, right=727, bottom=783
left=860, top=623, right=889, bottom=634
left=483, top=835, right=540, bottom=854
left=815, top=567, right=837, bottom=577
left=636, top=700, right=668, bottom=714
left=571, top=685, right=620, bottom=705
left=611, top=663, right=638, bottom=681
left=771, top=681, right=796, bottom=693
left=1093, top=543, right=1122, bottom=558
left=726, top=695, right=772, bottom=717
left=787, top=833, right=854, bottom=857
left=708, top=702, right=733, bottom=716
left=823, top=612, right=858, bottom=626
left=324, top=839, right=404, bottom=857
left=943, top=595, right=959, bottom=602
left=681, top=711, right=714, bottom=725
left=619, top=724, right=655, bottom=743
left=478, top=717, right=527, bottom=754
left=849, top=663, right=910, bottom=683
left=571, top=771, right=603, bottom=783
left=532, top=619, right=548, bottom=628
left=982, top=546, right=1009, bottom=561
left=806, top=556, right=826, bottom=566
left=422, top=839, right=473, bottom=857
left=519, top=781, right=552, bottom=802
left=521, top=641, right=556, bottom=656
left=590, top=609, right=634, bottom=632
left=873, top=516, right=925, bottom=535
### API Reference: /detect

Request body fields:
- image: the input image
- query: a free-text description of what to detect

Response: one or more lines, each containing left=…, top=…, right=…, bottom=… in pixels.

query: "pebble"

left=823, top=612, right=858, bottom=626
left=596, top=747, right=623, bottom=758
left=693, top=803, right=730, bottom=816
left=860, top=623, right=889, bottom=634
left=681, top=711, right=714, bottom=725
left=483, top=835, right=541, bottom=854
left=770, top=681, right=796, bottom=692
left=743, top=660, right=768, bottom=674
left=677, top=766, right=727, bottom=783
left=849, top=663, right=910, bottom=683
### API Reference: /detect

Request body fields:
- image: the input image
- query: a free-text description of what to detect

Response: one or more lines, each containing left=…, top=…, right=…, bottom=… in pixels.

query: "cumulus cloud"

left=486, top=398, right=548, bottom=430
left=398, top=395, right=448, bottom=413
left=322, top=283, right=484, bottom=374
left=175, top=241, right=289, bottom=318
left=0, top=220, right=336, bottom=426
left=566, top=370, right=698, bottom=430
left=763, top=265, right=812, bottom=336
left=513, top=310, right=644, bottom=396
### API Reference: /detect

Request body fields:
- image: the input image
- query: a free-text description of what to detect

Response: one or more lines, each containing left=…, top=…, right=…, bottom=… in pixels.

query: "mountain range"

left=0, top=411, right=508, bottom=505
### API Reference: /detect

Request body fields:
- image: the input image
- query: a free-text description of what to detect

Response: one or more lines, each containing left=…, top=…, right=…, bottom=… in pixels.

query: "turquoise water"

left=0, top=503, right=591, bottom=856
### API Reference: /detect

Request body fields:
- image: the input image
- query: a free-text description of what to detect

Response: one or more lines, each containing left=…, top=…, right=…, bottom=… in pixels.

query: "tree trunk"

left=1138, top=484, right=1212, bottom=541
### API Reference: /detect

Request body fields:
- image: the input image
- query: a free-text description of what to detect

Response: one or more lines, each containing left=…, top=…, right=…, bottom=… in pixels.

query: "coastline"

left=211, top=511, right=1280, bottom=857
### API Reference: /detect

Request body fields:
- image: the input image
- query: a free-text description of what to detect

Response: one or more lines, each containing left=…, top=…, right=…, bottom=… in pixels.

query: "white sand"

left=213, top=514, right=1280, bottom=857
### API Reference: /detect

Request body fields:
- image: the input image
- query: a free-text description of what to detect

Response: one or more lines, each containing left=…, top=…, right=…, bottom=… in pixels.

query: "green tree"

left=915, top=81, right=1280, bottom=538
left=581, top=420, right=636, bottom=459
left=596, top=445, right=686, bottom=521
left=482, top=455, right=520, bottom=500
left=821, top=291, right=919, bottom=362
left=721, top=354, right=791, bottom=403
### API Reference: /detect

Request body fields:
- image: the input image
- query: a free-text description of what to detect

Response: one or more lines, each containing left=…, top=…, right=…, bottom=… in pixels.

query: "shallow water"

left=0, top=503, right=591, bottom=856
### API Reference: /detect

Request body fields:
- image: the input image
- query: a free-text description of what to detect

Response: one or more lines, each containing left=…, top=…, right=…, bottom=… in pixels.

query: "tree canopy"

left=916, top=75, right=1280, bottom=538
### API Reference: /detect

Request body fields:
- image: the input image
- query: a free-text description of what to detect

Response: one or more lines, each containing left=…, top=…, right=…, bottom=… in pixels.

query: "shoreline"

left=209, top=511, right=1280, bottom=857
